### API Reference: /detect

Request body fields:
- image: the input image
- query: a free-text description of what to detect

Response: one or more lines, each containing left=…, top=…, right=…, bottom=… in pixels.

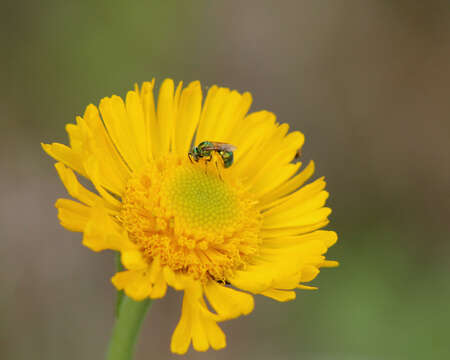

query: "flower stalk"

left=106, top=252, right=152, bottom=360
left=115, top=252, right=125, bottom=318
left=106, top=295, right=152, bottom=360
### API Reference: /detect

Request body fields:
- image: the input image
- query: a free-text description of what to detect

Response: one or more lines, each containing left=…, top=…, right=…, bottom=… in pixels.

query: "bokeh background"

left=1, top=1, right=449, bottom=359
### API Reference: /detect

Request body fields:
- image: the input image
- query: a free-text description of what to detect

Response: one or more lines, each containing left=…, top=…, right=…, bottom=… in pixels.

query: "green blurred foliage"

left=3, top=1, right=204, bottom=136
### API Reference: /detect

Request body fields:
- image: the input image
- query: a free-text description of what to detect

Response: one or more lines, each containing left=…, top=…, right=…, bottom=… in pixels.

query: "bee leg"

left=215, top=161, right=223, bottom=181
left=204, top=156, right=212, bottom=174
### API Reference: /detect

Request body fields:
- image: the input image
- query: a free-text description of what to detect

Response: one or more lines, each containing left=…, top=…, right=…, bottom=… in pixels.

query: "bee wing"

left=210, top=142, right=237, bottom=152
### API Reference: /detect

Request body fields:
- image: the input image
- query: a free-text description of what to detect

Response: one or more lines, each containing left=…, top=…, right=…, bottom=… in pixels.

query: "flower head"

left=42, top=79, right=338, bottom=354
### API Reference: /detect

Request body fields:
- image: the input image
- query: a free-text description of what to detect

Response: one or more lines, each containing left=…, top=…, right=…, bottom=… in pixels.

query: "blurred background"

left=1, top=1, right=449, bottom=359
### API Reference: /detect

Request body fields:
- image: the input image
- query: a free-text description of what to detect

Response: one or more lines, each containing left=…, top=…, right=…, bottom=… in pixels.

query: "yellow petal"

left=297, top=284, right=318, bottom=290
left=195, top=86, right=231, bottom=143
left=246, top=130, right=305, bottom=197
left=112, top=260, right=167, bottom=301
left=121, top=250, right=147, bottom=271
left=262, top=176, right=326, bottom=215
left=82, top=205, right=131, bottom=252
left=191, top=308, right=210, bottom=352
left=259, top=160, right=315, bottom=207
left=125, top=90, right=150, bottom=162
left=204, top=281, right=254, bottom=320
left=171, top=291, right=193, bottom=354
left=203, top=316, right=226, bottom=350
left=197, top=89, right=252, bottom=144
left=81, top=105, right=131, bottom=194
left=252, top=163, right=302, bottom=201
left=262, top=230, right=338, bottom=249
left=55, top=198, right=90, bottom=232
left=99, top=96, right=144, bottom=171
left=259, top=238, right=328, bottom=259
left=43, top=102, right=132, bottom=196
left=42, top=142, right=86, bottom=177
left=231, top=237, right=330, bottom=296
left=230, top=267, right=273, bottom=293
left=321, top=260, right=339, bottom=268
left=163, top=267, right=191, bottom=290
left=150, top=268, right=167, bottom=299
left=173, top=81, right=202, bottom=155
left=260, top=289, right=296, bottom=302
left=171, top=284, right=227, bottom=354
left=207, top=90, right=243, bottom=141
left=54, top=162, right=107, bottom=208
left=111, top=268, right=153, bottom=301
left=231, top=111, right=278, bottom=175
left=261, top=220, right=330, bottom=238
left=300, top=265, right=320, bottom=282
left=156, top=79, right=175, bottom=154
left=263, top=191, right=329, bottom=226
left=262, top=207, right=332, bottom=229
left=146, top=259, right=168, bottom=299
left=83, top=157, right=122, bottom=208
left=136, top=80, right=158, bottom=158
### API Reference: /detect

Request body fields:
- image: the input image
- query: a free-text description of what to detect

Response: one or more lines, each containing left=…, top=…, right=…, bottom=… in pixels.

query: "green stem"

left=115, top=252, right=125, bottom=318
left=106, top=296, right=152, bottom=360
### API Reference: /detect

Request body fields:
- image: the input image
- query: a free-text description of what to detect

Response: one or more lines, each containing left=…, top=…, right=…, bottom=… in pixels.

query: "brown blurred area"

left=1, top=1, right=449, bottom=359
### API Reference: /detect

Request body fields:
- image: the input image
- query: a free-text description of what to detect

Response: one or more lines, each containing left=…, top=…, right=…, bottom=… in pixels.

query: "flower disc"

left=120, top=155, right=261, bottom=282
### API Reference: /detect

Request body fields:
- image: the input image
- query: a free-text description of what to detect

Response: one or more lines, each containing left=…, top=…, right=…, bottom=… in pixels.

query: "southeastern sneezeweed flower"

left=42, top=79, right=338, bottom=355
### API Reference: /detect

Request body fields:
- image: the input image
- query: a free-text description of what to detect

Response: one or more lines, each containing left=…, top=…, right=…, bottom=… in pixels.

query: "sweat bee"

left=188, top=141, right=236, bottom=168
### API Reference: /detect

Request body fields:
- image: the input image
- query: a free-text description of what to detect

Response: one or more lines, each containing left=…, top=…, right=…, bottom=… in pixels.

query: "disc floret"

left=120, top=155, right=262, bottom=282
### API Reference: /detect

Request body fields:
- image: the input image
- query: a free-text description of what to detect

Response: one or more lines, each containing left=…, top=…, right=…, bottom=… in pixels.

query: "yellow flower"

left=42, top=79, right=338, bottom=354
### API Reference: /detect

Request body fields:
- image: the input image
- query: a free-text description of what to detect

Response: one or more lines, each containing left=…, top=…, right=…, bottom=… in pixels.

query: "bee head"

left=188, top=146, right=200, bottom=162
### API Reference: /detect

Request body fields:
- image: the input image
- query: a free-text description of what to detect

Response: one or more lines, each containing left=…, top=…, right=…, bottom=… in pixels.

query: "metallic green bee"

left=188, top=141, right=236, bottom=168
